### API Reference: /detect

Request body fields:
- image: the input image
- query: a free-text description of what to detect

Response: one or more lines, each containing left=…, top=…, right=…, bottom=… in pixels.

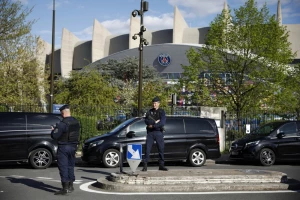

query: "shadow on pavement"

left=6, top=177, right=60, bottom=193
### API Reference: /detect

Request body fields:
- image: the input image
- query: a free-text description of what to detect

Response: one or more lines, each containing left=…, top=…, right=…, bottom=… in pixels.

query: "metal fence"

left=1, top=104, right=298, bottom=148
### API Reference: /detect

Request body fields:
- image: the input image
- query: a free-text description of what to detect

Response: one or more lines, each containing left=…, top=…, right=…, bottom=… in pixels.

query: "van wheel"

left=259, top=148, right=275, bottom=166
left=189, top=149, right=206, bottom=167
left=102, top=149, right=120, bottom=168
left=29, top=148, right=53, bottom=169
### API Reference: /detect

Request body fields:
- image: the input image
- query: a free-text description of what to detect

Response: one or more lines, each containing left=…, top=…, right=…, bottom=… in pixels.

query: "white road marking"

left=36, top=177, right=53, bottom=179
left=0, top=175, right=82, bottom=184
left=79, top=181, right=300, bottom=195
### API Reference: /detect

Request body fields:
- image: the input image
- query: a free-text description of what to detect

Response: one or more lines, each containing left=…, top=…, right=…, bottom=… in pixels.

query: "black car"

left=230, top=121, right=300, bottom=166
left=0, top=112, right=62, bottom=169
left=82, top=116, right=221, bottom=168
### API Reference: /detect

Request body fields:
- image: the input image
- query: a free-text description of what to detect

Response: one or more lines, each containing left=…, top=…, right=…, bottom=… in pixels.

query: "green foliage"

left=180, top=0, right=295, bottom=129
left=93, top=57, right=171, bottom=108
left=54, top=67, right=119, bottom=109
left=0, top=0, right=35, bottom=41
left=269, top=63, right=300, bottom=119
left=0, top=1, right=47, bottom=105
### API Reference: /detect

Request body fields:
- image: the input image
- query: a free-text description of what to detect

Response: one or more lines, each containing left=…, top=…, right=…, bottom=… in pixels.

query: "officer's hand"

left=155, top=120, right=160, bottom=123
left=148, top=125, right=153, bottom=128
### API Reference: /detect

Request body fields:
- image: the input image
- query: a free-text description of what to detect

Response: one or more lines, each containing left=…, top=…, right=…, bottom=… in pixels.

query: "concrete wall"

left=182, top=27, right=210, bottom=44
left=286, top=24, right=300, bottom=58
left=151, top=29, right=173, bottom=44
left=73, top=41, right=92, bottom=69
left=129, top=15, right=140, bottom=49
left=92, top=19, right=112, bottom=62
left=107, top=34, right=129, bottom=55
left=61, top=28, right=80, bottom=78
left=173, top=6, right=188, bottom=44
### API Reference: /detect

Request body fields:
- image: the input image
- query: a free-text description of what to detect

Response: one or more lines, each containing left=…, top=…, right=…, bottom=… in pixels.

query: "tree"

left=268, top=63, right=300, bottom=119
left=0, top=0, right=35, bottom=41
left=54, top=67, right=118, bottom=108
left=0, top=0, right=46, bottom=107
left=96, top=57, right=170, bottom=108
left=181, top=0, right=294, bottom=131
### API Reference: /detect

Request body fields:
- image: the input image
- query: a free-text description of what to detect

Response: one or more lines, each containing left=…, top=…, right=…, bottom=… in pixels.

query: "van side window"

left=185, top=119, right=214, bottom=134
left=0, top=113, right=26, bottom=131
left=163, top=118, right=184, bottom=134
left=129, top=120, right=146, bottom=136
left=27, top=114, right=61, bottom=130
left=278, top=122, right=297, bottom=136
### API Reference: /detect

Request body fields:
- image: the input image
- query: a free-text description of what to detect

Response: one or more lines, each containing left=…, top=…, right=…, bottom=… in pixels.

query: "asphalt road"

left=0, top=158, right=299, bottom=200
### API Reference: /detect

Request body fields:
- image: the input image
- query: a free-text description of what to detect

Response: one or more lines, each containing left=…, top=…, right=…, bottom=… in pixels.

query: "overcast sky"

left=14, top=0, right=300, bottom=48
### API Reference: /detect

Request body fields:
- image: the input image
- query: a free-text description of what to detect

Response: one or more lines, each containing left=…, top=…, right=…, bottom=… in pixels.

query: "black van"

left=230, top=121, right=300, bottom=166
left=81, top=116, right=221, bottom=168
left=0, top=112, right=61, bottom=169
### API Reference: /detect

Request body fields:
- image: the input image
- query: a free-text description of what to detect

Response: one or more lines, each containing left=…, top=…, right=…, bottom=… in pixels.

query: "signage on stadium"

left=158, top=53, right=171, bottom=66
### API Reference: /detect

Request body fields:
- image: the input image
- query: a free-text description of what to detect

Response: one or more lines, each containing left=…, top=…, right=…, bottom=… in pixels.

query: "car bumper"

left=81, top=146, right=102, bottom=163
left=229, top=147, right=257, bottom=160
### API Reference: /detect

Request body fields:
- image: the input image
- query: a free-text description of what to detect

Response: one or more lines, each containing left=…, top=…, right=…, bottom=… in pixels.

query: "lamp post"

left=49, top=0, right=55, bottom=113
left=131, top=0, right=149, bottom=117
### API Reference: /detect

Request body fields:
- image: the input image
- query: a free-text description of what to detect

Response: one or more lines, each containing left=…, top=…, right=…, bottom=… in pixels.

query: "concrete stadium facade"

left=37, top=1, right=300, bottom=79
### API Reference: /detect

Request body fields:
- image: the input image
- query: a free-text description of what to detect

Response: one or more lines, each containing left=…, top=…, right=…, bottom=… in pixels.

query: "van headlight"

left=245, top=140, right=259, bottom=148
left=89, top=140, right=104, bottom=149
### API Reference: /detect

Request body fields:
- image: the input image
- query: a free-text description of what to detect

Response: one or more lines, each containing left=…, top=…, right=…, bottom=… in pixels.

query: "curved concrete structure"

left=39, top=1, right=300, bottom=78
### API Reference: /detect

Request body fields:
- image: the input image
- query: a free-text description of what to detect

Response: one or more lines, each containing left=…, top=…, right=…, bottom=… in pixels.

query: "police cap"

left=152, top=96, right=160, bottom=102
left=59, top=104, right=69, bottom=111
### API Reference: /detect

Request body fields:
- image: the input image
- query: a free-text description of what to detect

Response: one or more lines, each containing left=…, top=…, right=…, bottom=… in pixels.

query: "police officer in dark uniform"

left=142, top=96, right=168, bottom=171
left=51, top=105, right=80, bottom=195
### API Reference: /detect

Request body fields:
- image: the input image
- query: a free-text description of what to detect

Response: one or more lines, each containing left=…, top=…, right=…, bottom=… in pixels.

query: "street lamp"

left=49, top=0, right=55, bottom=113
left=132, top=0, right=149, bottom=117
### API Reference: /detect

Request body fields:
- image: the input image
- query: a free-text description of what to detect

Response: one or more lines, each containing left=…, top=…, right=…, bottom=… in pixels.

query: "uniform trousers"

left=57, top=144, right=77, bottom=183
left=144, top=131, right=165, bottom=166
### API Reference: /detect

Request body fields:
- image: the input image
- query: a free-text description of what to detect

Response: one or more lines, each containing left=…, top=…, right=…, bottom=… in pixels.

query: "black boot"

left=54, top=182, right=69, bottom=195
left=141, top=162, right=147, bottom=171
left=68, top=182, right=74, bottom=193
left=159, top=165, right=168, bottom=171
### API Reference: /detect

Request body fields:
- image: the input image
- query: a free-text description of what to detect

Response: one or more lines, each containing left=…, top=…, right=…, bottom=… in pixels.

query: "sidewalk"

left=92, top=169, right=295, bottom=192
left=75, top=152, right=300, bottom=192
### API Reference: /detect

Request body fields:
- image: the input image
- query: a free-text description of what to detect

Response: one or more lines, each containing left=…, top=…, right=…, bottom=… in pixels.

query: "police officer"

left=51, top=105, right=80, bottom=195
left=142, top=96, right=168, bottom=171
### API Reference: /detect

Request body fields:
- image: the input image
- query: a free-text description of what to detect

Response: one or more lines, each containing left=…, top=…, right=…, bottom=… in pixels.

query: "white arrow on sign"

left=128, top=145, right=140, bottom=159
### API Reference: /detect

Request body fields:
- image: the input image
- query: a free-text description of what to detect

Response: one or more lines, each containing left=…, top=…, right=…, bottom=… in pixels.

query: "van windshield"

left=251, top=121, right=286, bottom=135
left=109, top=118, right=137, bottom=133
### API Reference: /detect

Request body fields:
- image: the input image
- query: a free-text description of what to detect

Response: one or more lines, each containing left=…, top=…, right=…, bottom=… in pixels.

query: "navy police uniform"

left=143, top=96, right=168, bottom=171
left=51, top=105, right=80, bottom=195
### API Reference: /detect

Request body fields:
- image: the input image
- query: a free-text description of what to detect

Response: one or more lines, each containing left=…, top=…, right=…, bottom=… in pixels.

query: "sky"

left=14, top=0, right=300, bottom=48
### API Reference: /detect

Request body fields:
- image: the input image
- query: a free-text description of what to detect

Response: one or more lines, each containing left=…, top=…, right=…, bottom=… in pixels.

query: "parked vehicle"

left=0, top=112, right=62, bottom=169
left=230, top=121, right=300, bottom=166
left=81, top=116, right=221, bottom=168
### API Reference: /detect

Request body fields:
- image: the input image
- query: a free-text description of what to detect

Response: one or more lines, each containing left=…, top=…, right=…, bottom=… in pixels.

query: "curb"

left=91, top=169, right=293, bottom=192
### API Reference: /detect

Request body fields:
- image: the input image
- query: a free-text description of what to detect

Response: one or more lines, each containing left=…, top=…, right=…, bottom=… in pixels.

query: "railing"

left=1, top=104, right=297, bottom=150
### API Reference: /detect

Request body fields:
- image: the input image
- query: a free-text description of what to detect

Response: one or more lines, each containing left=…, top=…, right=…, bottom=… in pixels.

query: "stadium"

left=37, top=1, right=300, bottom=81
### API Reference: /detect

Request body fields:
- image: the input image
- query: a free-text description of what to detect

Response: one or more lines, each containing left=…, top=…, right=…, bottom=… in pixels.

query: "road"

left=0, top=158, right=299, bottom=200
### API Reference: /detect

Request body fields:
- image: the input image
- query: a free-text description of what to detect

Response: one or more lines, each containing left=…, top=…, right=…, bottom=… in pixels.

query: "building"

left=37, top=0, right=300, bottom=81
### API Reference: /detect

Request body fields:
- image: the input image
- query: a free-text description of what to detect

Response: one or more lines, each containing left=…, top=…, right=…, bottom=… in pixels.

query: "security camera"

left=132, top=35, right=137, bottom=40
left=141, top=26, right=146, bottom=32
left=132, top=11, right=137, bottom=17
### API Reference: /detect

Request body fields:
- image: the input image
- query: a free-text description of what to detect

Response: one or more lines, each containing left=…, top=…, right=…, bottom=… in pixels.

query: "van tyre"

left=259, top=148, right=275, bottom=166
left=102, top=149, right=120, bottom=168
left=29, top=148, right=53, bottom=169
left=189, top=149, right=206, bottom=167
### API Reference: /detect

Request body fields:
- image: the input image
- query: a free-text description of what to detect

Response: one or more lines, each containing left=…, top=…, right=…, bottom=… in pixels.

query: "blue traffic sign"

left=127, top=144, right=142, bottom=160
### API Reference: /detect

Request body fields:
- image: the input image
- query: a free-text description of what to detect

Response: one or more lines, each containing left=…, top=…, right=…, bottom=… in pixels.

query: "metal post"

left=137, top=0, right=144, bottom=117
left=49, top=0, right=55, bottom=113
left=132, top=0, right=148, bottom=117
left=119, top=143, right=123, bottom=173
